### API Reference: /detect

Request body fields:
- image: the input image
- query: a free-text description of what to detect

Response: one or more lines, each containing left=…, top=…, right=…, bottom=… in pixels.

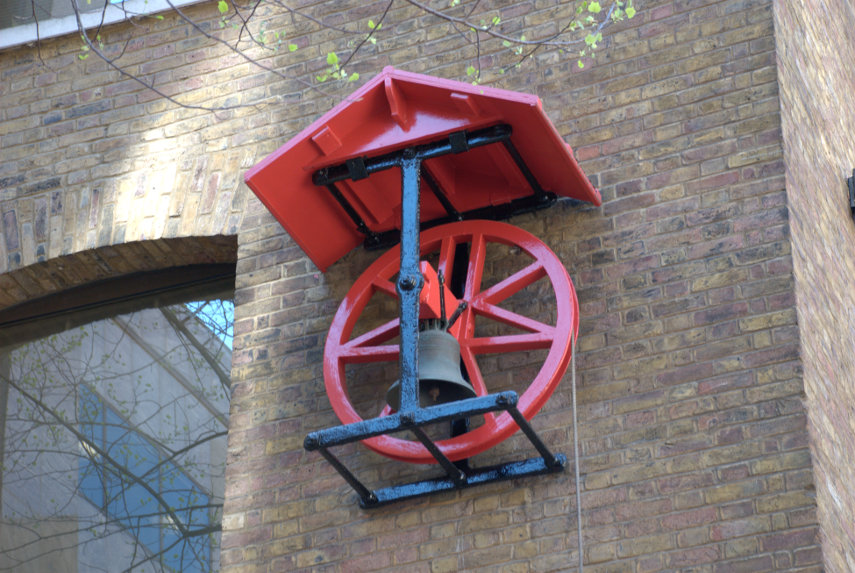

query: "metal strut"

left=313, top=124, right=558, bottom=252
left=304, top=392, right=565, bottom=508
left=305, top=132, right=567, bottom=508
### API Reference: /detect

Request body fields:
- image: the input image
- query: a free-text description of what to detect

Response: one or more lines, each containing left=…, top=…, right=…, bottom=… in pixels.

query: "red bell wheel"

left=323, top=220, right=579, bottom=464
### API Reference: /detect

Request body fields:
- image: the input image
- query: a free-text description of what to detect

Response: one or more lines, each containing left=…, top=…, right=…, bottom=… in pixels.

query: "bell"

left=386, top=328, right=477, bottom=409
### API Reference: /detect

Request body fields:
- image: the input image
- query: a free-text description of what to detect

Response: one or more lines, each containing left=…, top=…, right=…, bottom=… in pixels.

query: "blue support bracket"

left=304, top=129, right=565, bottom=508
left=304, top=392, right=565, bottom=509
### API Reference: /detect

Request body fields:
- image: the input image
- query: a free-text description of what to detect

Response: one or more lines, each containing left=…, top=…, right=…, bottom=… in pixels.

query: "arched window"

left=0, top=264, right=233, bottom=573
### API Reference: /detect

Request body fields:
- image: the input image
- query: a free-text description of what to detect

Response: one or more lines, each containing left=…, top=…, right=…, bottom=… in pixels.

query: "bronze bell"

left=386, top=328, right=477, bottom=409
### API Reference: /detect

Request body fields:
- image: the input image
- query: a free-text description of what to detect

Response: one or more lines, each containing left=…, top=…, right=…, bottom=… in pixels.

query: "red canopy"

left=245, top=67, right=600, bottom=272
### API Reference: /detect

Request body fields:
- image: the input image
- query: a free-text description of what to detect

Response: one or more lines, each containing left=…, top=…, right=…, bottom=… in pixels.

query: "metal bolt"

left=399, top=276, right=416, bottom=291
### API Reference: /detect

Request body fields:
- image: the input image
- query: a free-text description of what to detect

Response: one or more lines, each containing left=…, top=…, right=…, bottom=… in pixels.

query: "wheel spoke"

left=437, top=235, right=457, bottom=280
left=372, top=276, right=398, bottom=298
left=323, top=220, right=577, bottom=464
left=471, top=302, right=555, bottom=336
left=338, top=318, right=400, bottom=363
left=464, top=232, right=487, bottom=300
left=338, top=342, right=399, bottom=363
left=465, top=332, right=554, bottom=354
left=476, top=261, right=545, bottom=305
left=459, top=343, right=488, bottom=396
left=347, top=318, right=399, bottom=347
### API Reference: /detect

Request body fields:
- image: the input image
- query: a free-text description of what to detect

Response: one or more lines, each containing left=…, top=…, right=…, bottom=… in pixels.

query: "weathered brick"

left=2, top=0, right=842, bottom=571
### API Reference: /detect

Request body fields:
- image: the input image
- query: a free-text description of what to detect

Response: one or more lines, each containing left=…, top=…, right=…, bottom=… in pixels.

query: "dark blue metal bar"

left=397, top=152, right=423, bottom=413
left=304, top=392, right=519, bottom=450
left=421, top=166, right=461, bottom=221
left=360, top=193, right=558, bottom=252
left=848, top=169, right=855, bottom=219
left=316, top=447, right=377, bottom=506
left=311, top=124, right=512, bottom=187
left=410, top=426, right=467, bottom=486
left=506, top=405, right=563, bottom=468
left=361, top=454, right=567, bottom=509
left=304, top=390, right=566, bottom=509
left=305, top=130, right=569, bottom=507
left=305, top=413, right=404, bottom=450
left=501, top=136, right=548, bottom=201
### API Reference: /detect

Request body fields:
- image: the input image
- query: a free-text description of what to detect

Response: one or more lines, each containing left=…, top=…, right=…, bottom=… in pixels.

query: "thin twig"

left=404, top=0, right=604, bottom=48
left=338, top=0, right=394, bottom=74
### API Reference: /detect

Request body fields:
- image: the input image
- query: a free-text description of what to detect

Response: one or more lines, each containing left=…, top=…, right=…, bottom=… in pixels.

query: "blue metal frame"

left=305, top=126, right=566, bottom=508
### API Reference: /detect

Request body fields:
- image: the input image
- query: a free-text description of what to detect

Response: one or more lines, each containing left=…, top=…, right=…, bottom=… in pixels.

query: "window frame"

left=0, top=263, right=235, bottom=348
left=0, top=0, right=204, bottom=51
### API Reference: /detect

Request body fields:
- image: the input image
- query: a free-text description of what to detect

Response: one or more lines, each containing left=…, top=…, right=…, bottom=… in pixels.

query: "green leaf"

left=502, top=40, right=511, bottom=47
left=492, top=16, right=501, bottom=25
left=588, top=1, right=601, bottom=13
left=288, top=43, right=298, bottom=52
left=217, top=0, right=228, bottom=14
left=348, top=72, right=360, bottom=82
left=326, top=51, right=339, bottom=66
left=368, top=19, right=376, bottom=29
left=466, top=65, right=476, bottom=76
left=626, top=4, right=636, bottom=18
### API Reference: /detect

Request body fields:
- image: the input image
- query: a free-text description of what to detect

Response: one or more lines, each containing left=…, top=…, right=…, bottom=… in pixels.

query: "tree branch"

left=2, top=374, right=193, bottom=539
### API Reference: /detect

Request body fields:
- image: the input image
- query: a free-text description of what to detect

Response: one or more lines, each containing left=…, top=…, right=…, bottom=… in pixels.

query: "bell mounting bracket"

left=304, top=126, right=566, bottom=508
left=245, top=68, right=600, bottom=508
left=312, top=123, right=559, bottom=252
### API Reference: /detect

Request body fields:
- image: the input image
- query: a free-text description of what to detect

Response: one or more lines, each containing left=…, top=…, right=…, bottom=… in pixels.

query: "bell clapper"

left=446, top=301, right=467, bottom=330
left=437, top=269, right=467, bottom=331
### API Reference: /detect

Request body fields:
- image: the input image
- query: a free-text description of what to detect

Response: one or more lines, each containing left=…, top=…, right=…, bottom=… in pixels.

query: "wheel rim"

left=323, top=220, right=579, bottom=463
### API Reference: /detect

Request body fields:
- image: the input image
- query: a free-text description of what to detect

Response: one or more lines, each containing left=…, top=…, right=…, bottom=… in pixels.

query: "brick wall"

left=226, top=0, right=820, bottom=571
left=774, top=2, right=855, bottom=571
left=0, top=0, right=832, bottom=570
left=0, top=1, right=250, bottom=305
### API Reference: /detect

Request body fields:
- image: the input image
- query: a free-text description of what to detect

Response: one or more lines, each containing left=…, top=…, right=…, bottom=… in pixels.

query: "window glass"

left=0, top=295, right=232, bottom=573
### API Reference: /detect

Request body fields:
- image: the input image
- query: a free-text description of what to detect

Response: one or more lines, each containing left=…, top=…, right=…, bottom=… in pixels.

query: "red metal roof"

left=244, top=67, right=600, bottom=272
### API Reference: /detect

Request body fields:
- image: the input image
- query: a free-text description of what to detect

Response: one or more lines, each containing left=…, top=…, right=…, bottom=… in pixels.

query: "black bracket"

left=304, top=392, right=565, bottom=508
left=304, top=130, right=567, bottom=507
left=312, top=124, right=557, bottom=252
left=848, top=169, right=855, bottom=219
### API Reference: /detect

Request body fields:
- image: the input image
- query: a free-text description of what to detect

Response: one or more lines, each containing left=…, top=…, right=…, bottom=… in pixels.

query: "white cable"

left=571, top=331, right=583, bottom=571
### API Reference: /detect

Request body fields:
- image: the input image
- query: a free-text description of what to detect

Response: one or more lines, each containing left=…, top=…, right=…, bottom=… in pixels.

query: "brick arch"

left=0, top=236, right=237, bottom=312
